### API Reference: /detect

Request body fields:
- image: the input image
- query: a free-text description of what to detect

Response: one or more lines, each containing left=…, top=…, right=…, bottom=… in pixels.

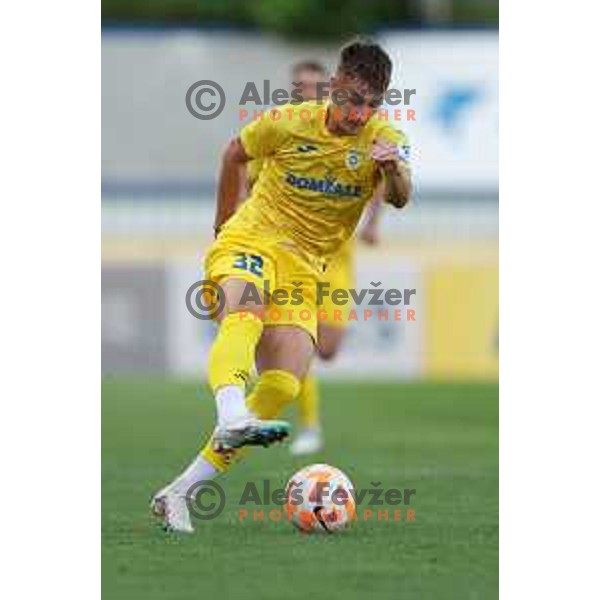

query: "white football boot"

left=150, top=487, right=194, bottom=533
left=290, top=427, right=323, bottom=457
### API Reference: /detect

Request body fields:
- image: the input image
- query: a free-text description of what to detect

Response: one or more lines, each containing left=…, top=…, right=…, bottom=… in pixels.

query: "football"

left=285, top=463, right=356, bottom=533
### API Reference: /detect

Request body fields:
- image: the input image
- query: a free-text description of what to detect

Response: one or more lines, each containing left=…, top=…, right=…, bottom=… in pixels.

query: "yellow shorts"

left=318, top=240, right=355, bottom=329
left=204, top=234, right=322, bottom=341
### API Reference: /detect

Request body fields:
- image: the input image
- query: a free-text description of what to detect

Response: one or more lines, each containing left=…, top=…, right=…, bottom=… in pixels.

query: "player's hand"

left=371, top=139, right=400, bottom=172
left=359, top=222, right=380, bottom=246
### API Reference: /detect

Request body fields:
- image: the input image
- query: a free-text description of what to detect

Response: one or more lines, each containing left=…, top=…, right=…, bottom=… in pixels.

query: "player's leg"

left=152, top=243, right=316, bottom=532
left=152, top=248, right=289, bottom=532
left=199, top=267, right=318, bottom=472
left=207, top=277, right=265, bottom=424
left=207, top=277, right=292, bottom=450
left=151, top=276, right=274, bottom=532
left=254, top=324, right=314, bottom=384
left=198, top=325, right=313, bottom=479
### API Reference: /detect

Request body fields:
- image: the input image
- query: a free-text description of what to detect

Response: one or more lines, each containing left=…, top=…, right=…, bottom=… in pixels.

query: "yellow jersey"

left=221, top=101, right=409, bottom=259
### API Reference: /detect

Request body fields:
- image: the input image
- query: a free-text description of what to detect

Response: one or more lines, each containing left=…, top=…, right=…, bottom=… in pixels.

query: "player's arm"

left=371, top=139, right=412, bottom=209
left=214, top=113, right=285, bottom=236
left=214, top=137, right=250, bottom=236
left=359, top=182, right=385, bottom=245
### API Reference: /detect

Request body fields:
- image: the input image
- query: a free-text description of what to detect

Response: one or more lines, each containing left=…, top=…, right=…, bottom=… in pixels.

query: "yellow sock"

left=200, top=432, right=237, bottom=472
left=247, top=369, right=301, bottom=419
left=207, top=312, right=263, bottom=391
left=296, top=373, right=320, bottom=428
left=200, top=369, right=301, bottom=472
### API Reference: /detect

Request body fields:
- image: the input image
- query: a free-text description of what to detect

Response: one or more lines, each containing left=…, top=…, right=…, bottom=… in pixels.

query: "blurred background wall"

left=101, top=0, right=498, bottom=380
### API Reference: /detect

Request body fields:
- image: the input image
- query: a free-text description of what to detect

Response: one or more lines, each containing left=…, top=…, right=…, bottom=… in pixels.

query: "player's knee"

left=317, top=344, right=339, bottom=362
left=317, top=327, right=345, bottom=361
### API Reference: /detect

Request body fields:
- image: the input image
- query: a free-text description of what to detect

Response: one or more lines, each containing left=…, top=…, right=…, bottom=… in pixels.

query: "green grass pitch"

left=102, top=379, right=498, bottom=599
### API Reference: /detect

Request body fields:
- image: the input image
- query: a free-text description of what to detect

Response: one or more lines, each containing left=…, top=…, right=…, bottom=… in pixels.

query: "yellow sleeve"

left=240, top=112, right=288, bottom=160
left=377, top=124, right=411, bottom=164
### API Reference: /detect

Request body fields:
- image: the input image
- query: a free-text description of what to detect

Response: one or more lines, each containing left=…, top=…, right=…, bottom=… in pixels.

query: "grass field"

left=102, top=379, right=498, bottom=600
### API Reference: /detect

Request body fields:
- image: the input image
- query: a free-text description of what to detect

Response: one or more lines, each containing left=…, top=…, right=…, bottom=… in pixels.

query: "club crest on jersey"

left=345, top=149, right=360, bottom=170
